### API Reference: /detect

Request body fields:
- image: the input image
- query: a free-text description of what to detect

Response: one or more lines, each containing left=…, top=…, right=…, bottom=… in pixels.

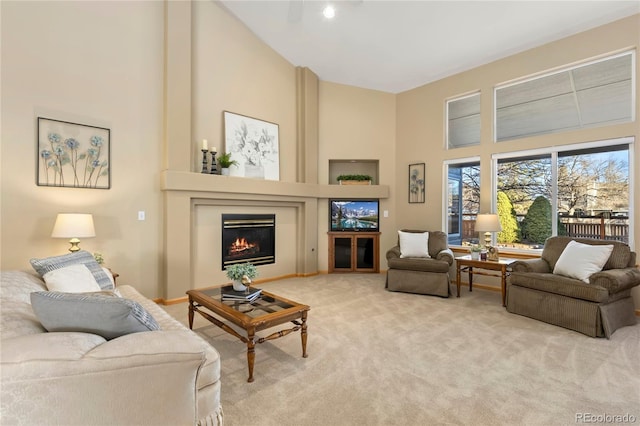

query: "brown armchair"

left=385, top=230, right=454, bottom=297
left=507, top=236, right=640, bottom=338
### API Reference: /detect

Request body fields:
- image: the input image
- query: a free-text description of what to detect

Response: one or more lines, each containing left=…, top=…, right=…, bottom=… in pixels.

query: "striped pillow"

left=30, top=291, right=160, bottom=340
left=30, top=250, right=113, bottom=290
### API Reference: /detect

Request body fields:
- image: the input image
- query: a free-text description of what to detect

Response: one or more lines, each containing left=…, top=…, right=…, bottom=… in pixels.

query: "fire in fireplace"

left=221, top=214, right=275, bottom=269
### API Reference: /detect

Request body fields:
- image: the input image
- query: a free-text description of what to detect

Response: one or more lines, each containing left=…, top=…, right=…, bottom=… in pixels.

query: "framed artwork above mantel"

left=223, top=111, right=280, bottom=181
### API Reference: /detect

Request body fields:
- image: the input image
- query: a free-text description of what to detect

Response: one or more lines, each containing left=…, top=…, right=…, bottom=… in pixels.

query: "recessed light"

left=323, top=5, right=336, bottom=19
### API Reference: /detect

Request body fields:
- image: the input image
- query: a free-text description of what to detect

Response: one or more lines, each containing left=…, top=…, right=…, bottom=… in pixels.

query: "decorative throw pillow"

left=553, top=240, right=614, bottom=283
left=398, top=231, right=430, bottom=258
left=30, top=250, right=113, bottom=290
left=30, top=291, right=160, bottom=340
left=102, top=267, right=116, bottom=288
left=43, top=264, right=102, bottom=293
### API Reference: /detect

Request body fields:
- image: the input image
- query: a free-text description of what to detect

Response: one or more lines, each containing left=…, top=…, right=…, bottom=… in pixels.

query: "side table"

left=455, top=255, right=515, bottom=307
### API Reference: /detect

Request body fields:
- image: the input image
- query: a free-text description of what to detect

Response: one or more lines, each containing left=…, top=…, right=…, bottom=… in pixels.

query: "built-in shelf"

left=329, top=159, right=379, bottom=185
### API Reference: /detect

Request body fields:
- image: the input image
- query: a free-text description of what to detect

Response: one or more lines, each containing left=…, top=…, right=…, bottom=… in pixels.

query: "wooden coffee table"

left=455, top=255, right=515, bottom=307
left=187, top=286, right=310, bottom=382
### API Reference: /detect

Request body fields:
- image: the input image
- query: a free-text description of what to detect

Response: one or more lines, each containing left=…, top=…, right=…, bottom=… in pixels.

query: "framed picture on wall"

left=36, top=117, right=111, bottom=189
left=223, top=111, right=280, bottom=181
left=409, top=163, right=425, bottom=203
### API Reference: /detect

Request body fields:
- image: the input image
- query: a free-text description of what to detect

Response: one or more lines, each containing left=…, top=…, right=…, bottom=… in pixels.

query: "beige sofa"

left=507, top=237, right=640, bottom=338
left=1, top=270, right=223, bottom=425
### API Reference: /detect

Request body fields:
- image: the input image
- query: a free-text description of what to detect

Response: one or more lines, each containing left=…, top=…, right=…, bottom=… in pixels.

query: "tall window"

left=495, top=139, right=631, bottom=250
left=445, top=160, right=480, bottom=245
left=447, top=93, right=480, bottom=149
left=495, top=51, right=634, bottom=142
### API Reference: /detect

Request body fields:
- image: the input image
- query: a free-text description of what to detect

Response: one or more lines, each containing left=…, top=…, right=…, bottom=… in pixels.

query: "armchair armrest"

left=435, top=248, right=454, bottom=266
left=386, top=246, right=401, bottom=262
left=589, top=267, right=640, bottom=294
left=510, top=258, right=551, bottom=273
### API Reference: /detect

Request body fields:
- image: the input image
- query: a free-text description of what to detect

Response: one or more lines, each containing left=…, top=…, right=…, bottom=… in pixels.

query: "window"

left=447, top=93, right=480, bottom=149
left=494, top=139, right=632, bottom=250
left=445, top=159, right=480, bottom=245
left=495, top=51, right=634, bottom=141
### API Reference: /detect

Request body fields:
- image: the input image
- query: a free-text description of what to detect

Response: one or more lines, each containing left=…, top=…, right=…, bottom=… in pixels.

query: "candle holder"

left=200, top=149, right=208, bottom=173
left=209, top=150, right=218, bottom=174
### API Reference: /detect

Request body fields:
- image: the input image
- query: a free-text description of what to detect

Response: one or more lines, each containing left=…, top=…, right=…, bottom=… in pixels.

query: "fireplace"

left=221, top=214, right=275, bottom=269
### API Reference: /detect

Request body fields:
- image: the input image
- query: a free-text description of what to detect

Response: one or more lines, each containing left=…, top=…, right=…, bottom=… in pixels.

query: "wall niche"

left=328, top=159, right=379, bottom=185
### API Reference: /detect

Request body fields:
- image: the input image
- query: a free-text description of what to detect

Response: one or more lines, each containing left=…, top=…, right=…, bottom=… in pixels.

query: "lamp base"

left=484, top=232, right=492, bottom=248
left=68, top=238, right=81, bottom=253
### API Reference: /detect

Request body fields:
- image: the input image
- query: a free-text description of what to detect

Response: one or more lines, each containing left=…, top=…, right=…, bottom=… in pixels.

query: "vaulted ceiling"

left=220, top=1, right=640, bottom=93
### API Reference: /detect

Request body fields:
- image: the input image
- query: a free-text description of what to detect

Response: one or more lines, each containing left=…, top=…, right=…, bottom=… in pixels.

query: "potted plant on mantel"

left=217, top=152, right=238, bottom=176
left=226, top=262, right=258, bottom=291
left=336, top=174, right=373, bottom=185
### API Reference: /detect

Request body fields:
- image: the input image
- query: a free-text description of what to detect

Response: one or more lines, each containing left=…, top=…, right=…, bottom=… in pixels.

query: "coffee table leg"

left=247, top=328, right=256, bottom=383
left=301, top=311, right=308, bottom=358
left=188, top=300, right=194, bottom=330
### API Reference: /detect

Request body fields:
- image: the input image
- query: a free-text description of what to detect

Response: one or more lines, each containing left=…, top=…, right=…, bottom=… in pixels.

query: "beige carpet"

left=163, top=274, right=640, bottom=426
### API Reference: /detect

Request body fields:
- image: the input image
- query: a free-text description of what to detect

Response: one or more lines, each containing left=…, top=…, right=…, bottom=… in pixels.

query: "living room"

left=2, top=1, right=638, bottom=305
left=1, top=1, right=639, bottom=424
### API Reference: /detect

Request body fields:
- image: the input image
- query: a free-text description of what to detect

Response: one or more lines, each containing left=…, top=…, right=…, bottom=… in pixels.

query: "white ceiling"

left=219, top=0, right=640, bottom=93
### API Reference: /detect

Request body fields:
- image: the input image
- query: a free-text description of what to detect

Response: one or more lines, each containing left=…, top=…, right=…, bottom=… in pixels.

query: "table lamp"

left=51, top=213, right=96, bottom=252
left=475, top=213, right=502, bottom=248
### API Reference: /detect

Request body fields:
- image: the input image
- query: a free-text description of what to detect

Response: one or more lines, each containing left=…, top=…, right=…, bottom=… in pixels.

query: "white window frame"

left=445, top=91, right=481, bottom=149
left=493, top=50, right=636, bottom=143
left=491, top=137, right=635, bottom=251
left=442, top=156, right=481, bottom=244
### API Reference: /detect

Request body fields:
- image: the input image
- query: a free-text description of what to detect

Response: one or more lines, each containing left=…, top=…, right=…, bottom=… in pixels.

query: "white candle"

left=202, top=139, right=208, bottom=150
left=211, top=146, right=217, bottom=153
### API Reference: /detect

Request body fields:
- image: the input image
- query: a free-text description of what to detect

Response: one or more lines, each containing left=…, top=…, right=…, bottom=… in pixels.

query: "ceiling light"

left=323, top=5, right=336, bottom=19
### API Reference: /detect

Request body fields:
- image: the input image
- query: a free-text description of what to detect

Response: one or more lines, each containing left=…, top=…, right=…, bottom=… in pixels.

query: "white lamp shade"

left=51, top=214, right=96, bottom=238
left=475, top=214, right=502, bottom=233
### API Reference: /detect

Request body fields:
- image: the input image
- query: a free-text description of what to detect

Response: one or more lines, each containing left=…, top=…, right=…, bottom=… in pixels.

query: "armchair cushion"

left=387, top=257, right=450, bottom=273
left=509, top=271, right=609, bottom=303
left=398, top=230, right=430, bottom=258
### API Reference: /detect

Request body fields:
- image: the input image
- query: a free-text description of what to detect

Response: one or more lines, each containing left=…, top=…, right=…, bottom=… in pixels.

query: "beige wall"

left=396, top=14, right=640, bottom=304
left=1, top=1, right=165, bottom=297
left=191, top=1, right=297, bottom=178
left=317, top=82, right=397, bottom=270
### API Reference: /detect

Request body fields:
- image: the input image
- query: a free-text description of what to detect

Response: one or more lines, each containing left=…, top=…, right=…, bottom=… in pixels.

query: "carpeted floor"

left=163, top=274, right=640, bottom=426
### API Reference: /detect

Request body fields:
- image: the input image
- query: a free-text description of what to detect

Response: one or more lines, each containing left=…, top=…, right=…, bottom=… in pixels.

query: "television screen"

left=330, top=199, right=379, bottom=231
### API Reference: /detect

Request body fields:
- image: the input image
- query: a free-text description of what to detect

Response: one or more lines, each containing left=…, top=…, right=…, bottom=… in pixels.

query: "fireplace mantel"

left=161, top=170, right=389, bottom=199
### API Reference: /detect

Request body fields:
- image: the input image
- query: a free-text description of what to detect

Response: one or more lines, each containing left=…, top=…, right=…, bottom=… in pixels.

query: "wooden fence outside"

left=461, top=215, right=629, bottom=244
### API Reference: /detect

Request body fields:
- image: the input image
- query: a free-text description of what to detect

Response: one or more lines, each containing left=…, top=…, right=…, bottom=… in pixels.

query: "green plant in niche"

left=225, top=263, right=258, bottom=281
left=217, top=152, right=238, bottom=168
left=336, top=174, right=372, bottom=182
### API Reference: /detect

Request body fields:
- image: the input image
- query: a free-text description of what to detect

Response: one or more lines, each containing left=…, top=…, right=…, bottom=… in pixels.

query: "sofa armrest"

left=589, top=267, right=640, bottom=294
left=1, top=330, right=206, bottom=425
left=435, top=248, right=454, bottom=266
left=510, top=258, right=552, bottom=273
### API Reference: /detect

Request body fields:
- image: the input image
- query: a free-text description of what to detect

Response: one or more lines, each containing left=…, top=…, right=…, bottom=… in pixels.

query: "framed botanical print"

left=37, top=117, right=110, bottom=189
left=409, top=163, right=425, bottom=203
